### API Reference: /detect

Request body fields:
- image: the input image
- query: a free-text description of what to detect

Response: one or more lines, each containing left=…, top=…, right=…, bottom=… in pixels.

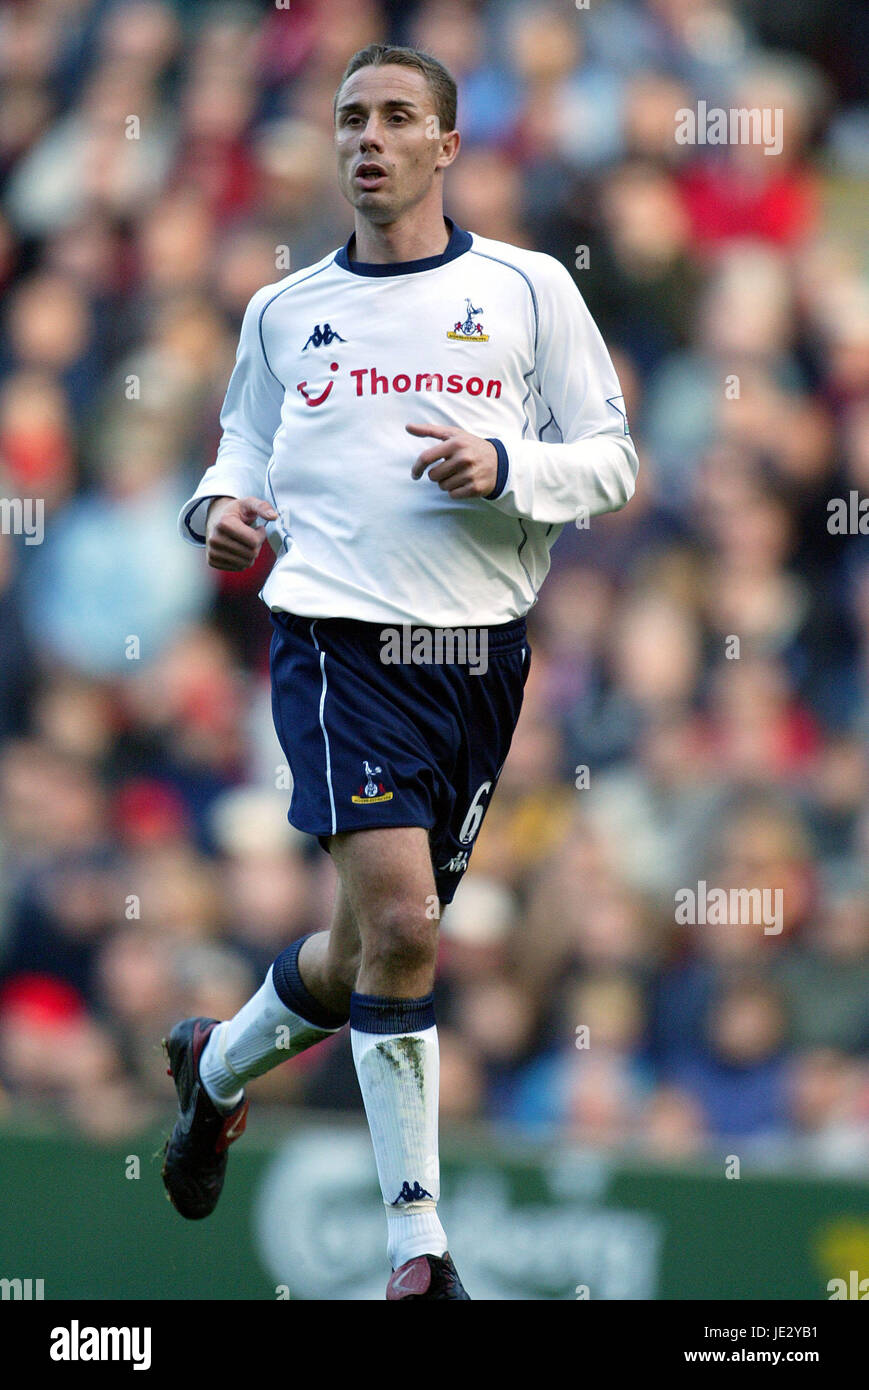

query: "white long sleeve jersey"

left=179, top=218, right=638, bottom=626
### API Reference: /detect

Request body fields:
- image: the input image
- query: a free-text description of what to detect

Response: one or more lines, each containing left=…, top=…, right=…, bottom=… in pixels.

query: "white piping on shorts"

left=310, top=620, right=337, bottom=835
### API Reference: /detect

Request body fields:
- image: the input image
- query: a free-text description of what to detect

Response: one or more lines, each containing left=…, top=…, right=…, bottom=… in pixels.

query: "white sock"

left=200, top=950, right=347, bottom=1110
left=350, top=992, right=448, bottom=1269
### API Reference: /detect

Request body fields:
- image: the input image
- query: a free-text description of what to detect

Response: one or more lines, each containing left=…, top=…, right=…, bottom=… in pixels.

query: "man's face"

left=334, top=64, right=453, bottom=222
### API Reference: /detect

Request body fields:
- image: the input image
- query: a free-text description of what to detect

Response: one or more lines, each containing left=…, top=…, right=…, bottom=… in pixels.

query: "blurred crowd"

left=0, top=0, right=867, bottom=1170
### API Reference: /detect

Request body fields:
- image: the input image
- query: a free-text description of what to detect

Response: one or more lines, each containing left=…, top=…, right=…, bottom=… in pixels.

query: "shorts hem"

left=288, top=815, right=437, bottom=843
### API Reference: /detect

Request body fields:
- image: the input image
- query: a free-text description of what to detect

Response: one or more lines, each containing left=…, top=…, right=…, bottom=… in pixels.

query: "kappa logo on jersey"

left=350, top=759, right=394, bottom=804
left=447, top=296, right=490, bottom=342
left=437, top=850, right=469, bottom=875
left=303, top=322, right=346, bottom=350
left=392, top=1180, right=434, bottom=1206
left=297, top=360, right=339, bottom=407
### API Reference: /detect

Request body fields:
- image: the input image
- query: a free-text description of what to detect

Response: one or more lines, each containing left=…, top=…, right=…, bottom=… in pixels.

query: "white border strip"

left=310, top=621, right=337, bottom=834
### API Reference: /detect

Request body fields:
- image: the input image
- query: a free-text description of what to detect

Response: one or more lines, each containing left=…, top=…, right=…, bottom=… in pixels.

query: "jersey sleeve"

left=484, top=257, right=638, bottom=526
left=178, top=284, right=285, bottom=545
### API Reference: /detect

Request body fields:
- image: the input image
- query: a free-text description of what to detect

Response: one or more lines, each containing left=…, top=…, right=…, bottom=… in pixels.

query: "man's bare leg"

left=324, top=826, right=449, bottom=1272
left=299, top=826, right=440, bottom=1004
left=197, top=877, right=361, bottom=1108
left=200, top=824, right=439, bottom=1105
left=168, top=822, right=457, bottom=1284
left=327, top=824, right=440, bottom=994
left=296, top=881, right=361, bottom=1015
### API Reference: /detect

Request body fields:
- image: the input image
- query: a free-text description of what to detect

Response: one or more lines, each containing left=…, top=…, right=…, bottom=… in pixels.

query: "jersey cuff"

left=484, top=438, right=509, bottom=500
left=179, top=495, right=224, bottom=545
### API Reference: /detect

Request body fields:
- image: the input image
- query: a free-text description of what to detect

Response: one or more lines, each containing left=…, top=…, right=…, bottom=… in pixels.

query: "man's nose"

left=359, top=120, right=385, bottom=149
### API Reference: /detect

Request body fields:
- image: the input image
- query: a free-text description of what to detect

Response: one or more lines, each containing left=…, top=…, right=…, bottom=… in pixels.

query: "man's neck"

left=350, top=215, right=450, bottom=265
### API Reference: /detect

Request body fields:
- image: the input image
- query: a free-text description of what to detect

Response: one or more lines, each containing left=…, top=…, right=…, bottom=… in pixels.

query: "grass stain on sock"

left=375, top=1036, right=425, bottom=1099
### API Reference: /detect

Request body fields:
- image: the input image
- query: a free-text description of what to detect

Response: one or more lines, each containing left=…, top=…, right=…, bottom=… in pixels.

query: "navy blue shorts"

left=269, top=610, right=531, bottom=904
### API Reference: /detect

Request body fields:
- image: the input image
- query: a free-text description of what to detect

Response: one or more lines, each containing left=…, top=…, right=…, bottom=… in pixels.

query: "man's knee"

left=359, top=898, right=438, bottom=976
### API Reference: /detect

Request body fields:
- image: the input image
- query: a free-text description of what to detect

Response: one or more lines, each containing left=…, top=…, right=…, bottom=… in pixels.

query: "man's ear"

left=436, top=129, right=461, bottom=170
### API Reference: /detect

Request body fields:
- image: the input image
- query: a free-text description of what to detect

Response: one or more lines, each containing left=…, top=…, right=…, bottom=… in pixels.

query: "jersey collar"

left=334, top=217, right=472, bottom=277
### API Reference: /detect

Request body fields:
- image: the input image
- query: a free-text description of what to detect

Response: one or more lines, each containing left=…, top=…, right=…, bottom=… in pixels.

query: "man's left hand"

left=407, top=423, right=498, bottom=499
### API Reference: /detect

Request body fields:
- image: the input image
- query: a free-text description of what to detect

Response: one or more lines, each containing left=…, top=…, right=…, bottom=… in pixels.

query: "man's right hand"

left=205, top=496, right=279, bottom=571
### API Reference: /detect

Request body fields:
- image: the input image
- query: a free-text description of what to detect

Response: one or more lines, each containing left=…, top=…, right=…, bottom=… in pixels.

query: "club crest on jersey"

left=351, top=759, right=394, bottom=804
left=303, top=322, right=346, bottom=350
left=447, top=297, right=490, bottom=342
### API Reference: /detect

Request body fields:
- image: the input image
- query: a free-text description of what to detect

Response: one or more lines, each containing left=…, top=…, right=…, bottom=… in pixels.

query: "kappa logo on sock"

left=391, top=1180, right=434, bottom=1206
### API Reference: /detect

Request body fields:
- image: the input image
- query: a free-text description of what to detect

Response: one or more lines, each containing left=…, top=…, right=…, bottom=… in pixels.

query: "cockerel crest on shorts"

left=351, top=760, right=394, bottom=804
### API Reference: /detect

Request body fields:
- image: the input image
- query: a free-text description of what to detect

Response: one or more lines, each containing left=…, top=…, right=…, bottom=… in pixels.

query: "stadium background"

left=0, top=0, right=867, bottom=1300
